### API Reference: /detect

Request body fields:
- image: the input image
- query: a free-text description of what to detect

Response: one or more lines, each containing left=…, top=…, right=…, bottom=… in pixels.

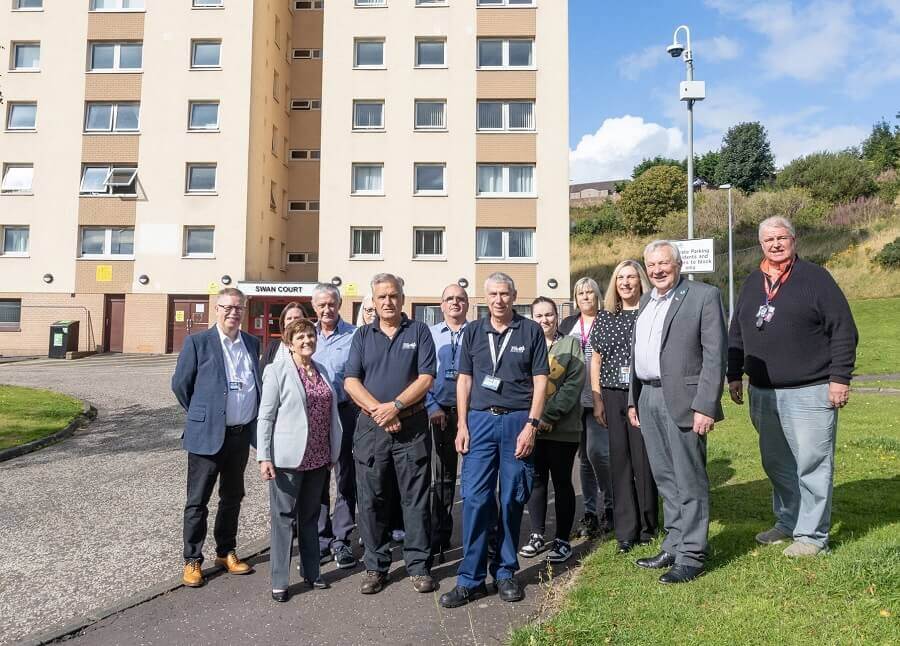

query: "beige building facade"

left=0, top=0, right=568, bottom=356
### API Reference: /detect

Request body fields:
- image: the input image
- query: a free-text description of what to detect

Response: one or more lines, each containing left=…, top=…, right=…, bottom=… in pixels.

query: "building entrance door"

left=104, top=295, right=126, bottom=353
left=247, top=297, right=315, bottom=350
left=168, top=296, right=209, bottom=353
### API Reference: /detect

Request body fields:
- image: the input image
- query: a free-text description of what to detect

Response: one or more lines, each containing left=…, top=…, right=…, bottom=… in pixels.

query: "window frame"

left=11, top=42, right=40, bottom=71
left=354, top=39, right=385, bottom=69
left=476, top=38, right=535, bottom=69
left=475, top=228, right=536, bottom=261
left=415, top=38, right=447, bottom=68
left=476, top=100, right=535, bottom=132
left=415, top=0, right=449, bottom=6
left=187, top=101, right=219, bottom=131
left=78, top=226, right=135, bottom=260
left=354, top=0, right=387, bottom=7
left=1, top=225, right=30, bottom=257
left=291, top=98, right=321, bottom=110
left=0, top=299, right=22, bottom=331
left=192, top=0, right=224, bottom=8
left=185, top=163, right=218, bottom=194
left=350, top=227, right=382, bottom=259
left=13, top=0, right=43, bottom=11
left=183, top=226, right=215, bottom=258
left=288, top=200, right=320, bottom=212
left=413, top=163, right=447, bottom=196
left=289, top=149, right=321, bottom=161
left=6, top=102, right=37, bottom=131
left=352, top=100, right=385, bottom=130
left=476, top=0, right=536, bottom=6
left=1, top=164, right=34, bottom=194
left=414, top=99, right=447, bottom=131
left=476, top=163, right=536, bottom=197
left=294, top=1, right=324, bottom=9
left=351, top=163, right=385, bottom=196
left=190, top=40, right=222, bottom=69
left=84, top=102, right=140, bottom=133
left=89, top=0, right=145, bottom=12
left=79, top=164, right=138, bottom=196
left=413, top=227, right=445, bottom=259
left=292, top=49, right=322, bottom=59
left=88, top=41, right=143, bottom=72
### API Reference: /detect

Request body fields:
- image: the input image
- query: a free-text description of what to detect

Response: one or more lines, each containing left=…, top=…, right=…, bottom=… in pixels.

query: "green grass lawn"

left=856, top=380, right=900, bottom=391
left=511, top=394, right=899, bottom=646
left=0, top=385, right=83, bottom=450
left=851, top=297, right=900, bottom=376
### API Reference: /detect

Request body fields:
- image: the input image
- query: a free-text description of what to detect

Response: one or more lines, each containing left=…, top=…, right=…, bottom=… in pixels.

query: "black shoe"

left=495, top=578, right=524, bottom=602
left=334, top=544, right=357, bottom=569
left=360, top=570, right=387, bottom=595
left=439, top=583, right=489, bottom=608
left=411, top=574, right=436, bottom=593
left=319, top=549, right=333, bottom=565
left=271, top=590, right=289, bottom=603
left=638, top=536, right=655, bottom=545
left=305, top=577, right=330, bottom=590
left=616, top=541, right=635, bottom=554
left=659, top=564, right=705, bottom=584
left=636, top=551, right=676, bottom=569
left=576, top=513, right=600, bottom=539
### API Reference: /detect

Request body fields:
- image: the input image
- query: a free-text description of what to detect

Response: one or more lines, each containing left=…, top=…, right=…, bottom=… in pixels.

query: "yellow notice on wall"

left=207, top=282, right=220, bottom=295
left=175, top=310, right=185, bottom=322
left=95, top=265, right=113, bottom=282
left=343, top=283, right=359, bottom=297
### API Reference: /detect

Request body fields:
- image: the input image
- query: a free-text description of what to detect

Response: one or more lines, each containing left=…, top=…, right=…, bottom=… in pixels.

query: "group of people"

left=170, top=214, right=858, bottom=603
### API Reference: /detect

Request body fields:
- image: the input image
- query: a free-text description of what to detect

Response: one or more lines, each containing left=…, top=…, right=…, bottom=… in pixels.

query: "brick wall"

left=123, top=293, right=168, bottom=353
left=0, top=292, right=104, bottom=356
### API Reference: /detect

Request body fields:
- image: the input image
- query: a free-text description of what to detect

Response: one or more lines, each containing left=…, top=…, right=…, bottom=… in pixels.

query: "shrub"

left=827, top=197, right=894, bottom=228
left=619, top=165, right=688, bottom=235
left=876, top=169, right=900, bottom=205
left=740, top=187, right=827, bottom=231
left=776, top=151, right=877, bottom=203
left=571, top=202, right=625, bottom=238
left=874, top=237, right=900, bottom=269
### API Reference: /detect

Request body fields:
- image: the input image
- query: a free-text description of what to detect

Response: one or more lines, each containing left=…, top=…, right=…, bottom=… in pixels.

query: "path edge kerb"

left=19, top=538, right=272, bottom=646
left=0, top=399, right=98, bottom=463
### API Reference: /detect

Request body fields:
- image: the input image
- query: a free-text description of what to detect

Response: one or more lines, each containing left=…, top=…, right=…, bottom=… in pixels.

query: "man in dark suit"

left=172, top=287, right=262, bottom=587
left=627, top=240, right=727, bottom=584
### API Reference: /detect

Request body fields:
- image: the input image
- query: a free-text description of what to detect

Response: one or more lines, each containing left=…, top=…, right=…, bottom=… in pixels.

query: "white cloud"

left=696, top=36, right=742, bottom=62
left=569, top=115, right=685, bottom=182
left=617, top=45, right=662, bottom=81
left=771, top=124, right=869, bottom=167
left=617, top=36, right=741, bottom=80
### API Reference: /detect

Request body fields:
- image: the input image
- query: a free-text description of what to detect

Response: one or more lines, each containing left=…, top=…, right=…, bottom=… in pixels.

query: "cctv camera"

left=666, top=43, right=685, bottom=58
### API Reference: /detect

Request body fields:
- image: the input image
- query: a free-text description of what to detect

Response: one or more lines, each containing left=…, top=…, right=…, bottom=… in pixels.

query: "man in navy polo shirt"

left=344, top=273, right=437, bottom=596
left=439, top=272, right=549, bottom=608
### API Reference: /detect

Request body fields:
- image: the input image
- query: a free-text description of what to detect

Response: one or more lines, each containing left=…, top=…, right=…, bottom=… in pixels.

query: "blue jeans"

left=749, top=383, right=838, bottom=548
left=457, top=409, right=534, bottom=588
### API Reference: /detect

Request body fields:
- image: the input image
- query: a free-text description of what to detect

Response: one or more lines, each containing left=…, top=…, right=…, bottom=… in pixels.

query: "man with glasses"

left=172, top=287, right=262, bottom=587
left=728, top=217, right=857, bottom=558
left=426, top=284, right=470, bottom=555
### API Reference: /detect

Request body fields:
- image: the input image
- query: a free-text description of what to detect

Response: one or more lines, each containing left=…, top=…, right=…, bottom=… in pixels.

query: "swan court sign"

left=673, top=238, right=716, bottom=274
left=237, top=281, right=318, bottom=297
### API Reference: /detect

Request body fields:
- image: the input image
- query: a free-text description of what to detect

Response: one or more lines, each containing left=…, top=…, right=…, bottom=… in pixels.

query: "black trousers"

left=354, top=409, right=432, bottom=575
left=183, top=426, right=251, bottom=562
left=430, top=407, right=460, bottom=549
left=527, top=439, right=579, bottom=541
left=319, top=401, right=361, bottom=551
left=604, top=388, right=659, bottom=543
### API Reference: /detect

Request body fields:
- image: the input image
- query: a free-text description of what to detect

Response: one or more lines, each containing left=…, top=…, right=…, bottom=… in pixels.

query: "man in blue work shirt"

left=344, top=273, right=438, bottom=596
left=426, top=284, right=470, bottom=554
left=440, top=272, right=549, bottom=608
left=311, top=283, right=360, bottom=570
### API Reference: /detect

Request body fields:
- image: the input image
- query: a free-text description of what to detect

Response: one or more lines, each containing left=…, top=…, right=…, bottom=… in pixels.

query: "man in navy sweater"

left=727, top=216, right=858, bottom=558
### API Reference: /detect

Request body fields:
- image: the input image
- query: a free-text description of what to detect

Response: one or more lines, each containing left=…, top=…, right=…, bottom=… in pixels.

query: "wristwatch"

left=527, top=417, right=540, bottom=429
left=393, top=399, right=405, bottom=411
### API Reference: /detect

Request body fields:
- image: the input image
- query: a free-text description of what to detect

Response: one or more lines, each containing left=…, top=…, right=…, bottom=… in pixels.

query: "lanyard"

left=578, top=316, right=591, bottom=350
left=222, top=338, right=245, bottom=384
left=449, top=329, right=462, bottom=366
left=488, top=328, right=513, bottom=376
left=763, top=259, right=793, bottom=305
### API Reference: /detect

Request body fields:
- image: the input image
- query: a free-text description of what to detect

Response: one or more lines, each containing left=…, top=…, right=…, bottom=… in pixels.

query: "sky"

left=568, top=0, right=900, bottom=183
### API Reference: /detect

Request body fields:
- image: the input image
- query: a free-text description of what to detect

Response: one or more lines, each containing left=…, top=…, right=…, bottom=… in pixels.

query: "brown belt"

left=362, top=401, right=426, bottom=421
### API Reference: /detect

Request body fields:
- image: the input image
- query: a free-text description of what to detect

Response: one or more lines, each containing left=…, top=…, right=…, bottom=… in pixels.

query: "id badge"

left=481, top=375, right=502, bottom=392
left=444, top=368, right=458, bottom=381
left=763, top=305, right=775, bottom=322
left=756, top=305, right=768, bottom=319
left=228, top=380, right=242, bottom=391
left=619, top=366, right=631, bottom=385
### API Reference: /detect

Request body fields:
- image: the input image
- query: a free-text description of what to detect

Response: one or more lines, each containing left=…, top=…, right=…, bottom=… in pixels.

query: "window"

left=273, top=69, right=279, bottom=100
left=413, top=304, right=442, bottom=324
left=289, top=149, right=320, bottom=161
left=1, top=226, right=29, bottom=256
left=477, top=38, right=533, bottom=68
left=291, top=99, right=321, bottom=110
left=89, top=42, right=142, bottom=71
left=414, top=163, right=446, bottom=195
left=352, top=164, right=384, bottom=195
left=186, top=164, right=217, bottom=192
left=295, top=0, right=324, bottom=8
left=184, top=227, right=214, bottom=257
left=354, top=40, right=384, bottom=67
left=13, top=0, right=43, bottom=10
left=414, top=100, right=446, bottom=130
left=90, top=0, right=145, bottom=11
left=6, top=103, right=37, bottom=131
left=193, top=0, right=223, bottom=7
left=415, top=39, right=446, bottom=67
left=11, top=43, right=40, bottom=71
left=270, top=181, right=278, bottom=211
left=79, top=227, right=134, bottom=258
left=416, top=0, right=448, bottom=5
left=351, top=228, right=381, bottom=258
left=188, top=102, right=219, bottom=130
left=476, top=228, right=534, bottom=260
left=477, top=0, right=535, bottom=5
left=288, top=200, right=319, bottom=212
left=476, top=164, right=534, bottom=196
left=353, top=101, right=384, bottom=129
left=287, top=251, right=318, bottom=264
left=272, top=126, right=279, bottom=155
left=79, top=165, right=138, bottom=196
left=355, top=0, right=386, bottom=6
left=292, top=49, right=322, bottom=59
left=191, top=40, right=221, bottom=68
left=1, top=164, right=33, bottom=194
left=414, top=228, right=444, bottom=258
left=0, top=300, right=22, bottom=330
left=85, top=102, right=140, bottom=132
left=477, top=100, right=534, bottom=131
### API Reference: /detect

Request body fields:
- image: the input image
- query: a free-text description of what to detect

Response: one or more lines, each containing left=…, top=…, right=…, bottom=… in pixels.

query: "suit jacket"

left=171, top=326, right=262, bottom=455
left=256, top=357, right=343, bottom=468
left=628, top=277, right=727, bottom=427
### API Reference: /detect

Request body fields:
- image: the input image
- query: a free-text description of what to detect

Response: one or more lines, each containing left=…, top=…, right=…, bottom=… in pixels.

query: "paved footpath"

left=0, top=354, right=592, bottom=645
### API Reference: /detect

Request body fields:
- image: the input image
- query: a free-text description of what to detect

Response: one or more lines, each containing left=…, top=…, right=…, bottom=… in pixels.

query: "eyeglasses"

left=217, top=305, right=244, bottom=314
left=761, top=235, right=794, bottom=245
left=362, top=307, right=376, bottom=314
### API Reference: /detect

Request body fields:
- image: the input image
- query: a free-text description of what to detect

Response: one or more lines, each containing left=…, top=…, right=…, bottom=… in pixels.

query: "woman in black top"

left=260, top=302, right=306, bottom=372
left=590, top=260, right=659, bottom=554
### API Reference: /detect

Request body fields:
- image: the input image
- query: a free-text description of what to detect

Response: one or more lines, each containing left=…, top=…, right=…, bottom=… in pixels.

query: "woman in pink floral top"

left=257, top=319, right=343, bottom=603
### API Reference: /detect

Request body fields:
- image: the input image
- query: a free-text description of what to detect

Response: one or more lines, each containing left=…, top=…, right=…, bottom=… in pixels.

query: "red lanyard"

left=578, top=316, right=591, bottom=350
left=763, top=259, right=793, bottom=304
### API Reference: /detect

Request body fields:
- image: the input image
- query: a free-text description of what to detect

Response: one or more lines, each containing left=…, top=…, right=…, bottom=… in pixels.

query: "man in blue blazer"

left=171, top=287, right=262, bottom=587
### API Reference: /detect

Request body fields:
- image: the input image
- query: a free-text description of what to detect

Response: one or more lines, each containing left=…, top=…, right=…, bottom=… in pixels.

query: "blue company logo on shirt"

left=510, top=345, right=526, bottom=353
left=402, top=342, right=417, bottom=350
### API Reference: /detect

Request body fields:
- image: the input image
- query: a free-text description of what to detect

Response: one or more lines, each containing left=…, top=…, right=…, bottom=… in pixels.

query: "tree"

left=619, top=165, right=688, bottom=235
left=861, top=119, right=900, bottom=172
left=776, top=151, right=877, bottom=203
left=694, top=150, right=721, bottom=184
left=716, top=122, right=775, bottom=192
left=632, top=156, right=685, bottom=179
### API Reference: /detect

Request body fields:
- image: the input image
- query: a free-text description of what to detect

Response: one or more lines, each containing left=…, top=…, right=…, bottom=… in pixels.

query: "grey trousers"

left=579, top=409, right=613, bottom=519
left=638, top=385, right=709, bottom=567
left=749, top=383, right=837, bottom=548
left=269, top=465, right=329, bottom=591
